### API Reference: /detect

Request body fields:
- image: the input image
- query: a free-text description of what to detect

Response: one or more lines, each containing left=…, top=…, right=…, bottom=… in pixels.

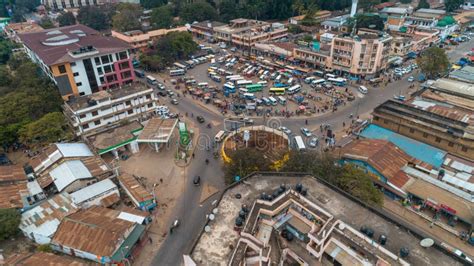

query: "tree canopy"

left=417, top=47, right=449, bottom=79
left=141, top=0, right=167, bottom=9
left=150, top=5, right=174, bottom=29
left=57, top=12, right=76, bottom=27
left=77, top=5, right=115, bottom=31
left=444, top=0, right=463, bottom=12
left=0, top=208, right=20, bottom=240
left=417, top=0, right=430, bottom=9
left=179, top=2, right=217, bottom=23
left=112, top=3, right=143, bottom=32
left=141, top=31, right=197, bottom=71
left=223, top=148, right=272, bottom=183
left=19, top=112, right=71, bottom=148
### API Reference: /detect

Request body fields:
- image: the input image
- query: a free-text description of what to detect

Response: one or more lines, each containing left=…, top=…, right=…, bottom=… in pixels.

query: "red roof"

left=374, top=2, right=395, bottom=9
left=18, top=24, right=130, bottom=66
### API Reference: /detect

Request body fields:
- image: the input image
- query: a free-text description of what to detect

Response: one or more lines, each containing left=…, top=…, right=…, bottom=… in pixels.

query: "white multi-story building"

left=41, top=0, right=139, bottom=10
left=18, top=24, right=135, bottom=100
left=63, top=83, right=157, bottom=136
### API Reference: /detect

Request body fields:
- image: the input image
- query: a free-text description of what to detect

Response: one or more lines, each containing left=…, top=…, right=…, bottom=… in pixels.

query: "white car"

left=408, top=76, right=414, bottom=82
left=278, top=126, right=292, bottom=135
left=309, top=137, right=319, bottom=148
left=300, top=127, right=312, bottom=137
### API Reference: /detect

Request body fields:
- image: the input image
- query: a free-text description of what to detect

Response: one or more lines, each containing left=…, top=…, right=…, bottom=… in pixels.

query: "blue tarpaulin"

left=360, top=124, right=446, bottom=168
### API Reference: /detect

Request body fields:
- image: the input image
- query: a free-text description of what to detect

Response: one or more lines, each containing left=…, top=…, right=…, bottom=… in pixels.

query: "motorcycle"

left=207, top=123, right=212, bottom=128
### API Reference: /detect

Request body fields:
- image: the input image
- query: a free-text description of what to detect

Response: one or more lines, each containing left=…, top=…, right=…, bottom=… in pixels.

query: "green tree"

left=417, top=47, right=449, bottom=79
left=0, top=208, right=20, bottom=240
left=444, top=0, right=463, bottom=12
left=37, top=244, right=53, bottom=253
left=282, top=151, right=384, bottom=206
left=39, top=17, right=55, bottom=29
left=179, top=2, right=217, bottom=23
left=141, top=0, right=167, bottom=9
left=19, top=112, right=71, bottom=148
left=77, top=5, right=113, bottom=31
left=57, top=12, right=76, bottom=27
left=223, top=148, right=272, bottom=183
left=417, top=0, right=430, bottom=9
left=0, top=37, right=13, bottom=64
left=112, top=3, right=143, bottom=32
left=150, top=5, right=174, bottom=29
left=217, top=0, right=239, bottom=22
left=400, top=0, right=412, bottom=3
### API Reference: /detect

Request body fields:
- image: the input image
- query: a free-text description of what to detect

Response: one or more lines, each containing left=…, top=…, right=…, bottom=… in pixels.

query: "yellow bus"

left=269, top=87, right=286, bottom=95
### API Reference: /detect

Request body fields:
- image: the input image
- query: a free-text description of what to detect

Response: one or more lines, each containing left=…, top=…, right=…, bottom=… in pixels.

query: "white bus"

left=294, top=136, right=306, bottom=151
left=288, top=78, right=294, bottom=85
left=224, top=83, right=235, bottom=92
left=174, top=62, right=187, bottom=70
left=197, top=82, right=209, bottom=88
left=311, top=79, right=326, bottom=85
left=170, top=69, right=185, bottom=76
left=268, top=96, right=277, bottom=106
left=278, top=96, right=286, bottom=105
left=236, top=80, right=252, bottom=87
left=214, top=130, right=227, bottom=142
left=287, top=85, right=301, bottom=95
left=275, top=75, right=282, bottom=82
left=146, top=75, right=157, bottom=85
left=257, top=81, right=268, bottom=87
left=327, top=77, right=346, bottom=86
left=243, top=93, right=255, bottom=100
left=304, top=76, right=316, bottom=84
left=226, top=75, right=241, bottom=81
left=325, top=73, right=336, bottom=79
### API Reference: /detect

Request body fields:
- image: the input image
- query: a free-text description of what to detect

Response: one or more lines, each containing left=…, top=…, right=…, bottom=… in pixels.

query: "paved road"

left=149, top=38, right=473, bottom=266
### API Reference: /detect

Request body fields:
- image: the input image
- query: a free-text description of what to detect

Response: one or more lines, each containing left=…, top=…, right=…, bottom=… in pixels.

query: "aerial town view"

left=0, top=0, right=473, bottom=265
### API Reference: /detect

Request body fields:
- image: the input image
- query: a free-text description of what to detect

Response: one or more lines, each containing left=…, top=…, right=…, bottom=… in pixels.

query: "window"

left=73, top=72, right=79, bottom=77
left=83, top=124, right=89, bottom=129
left=94, top=120, right=101, bottom=126
left=119, top=51, right=128, bottom=60
left=119, top=61, right=130, bottom=70
left=79, top=114, right=86, bottom=119
left=104, top=65, right=112, bottom=73
left=97, top=67, right=103, bottom=75
left=92, top=110, right=98, bottom=116
left=76, top=82, right=82, bottom=86
left=70, top=62, right=76, bottom=66
left=121, top=71, right=132, bottom=79
left=94, top=57, right=101, bottom=65
left=462, top=146, right=468, bottom=152
left=146, top=95, right=151, bottom=100
left=448, top=142, right=454, bottom=147
left=126, top=100, right=131, bottom=106
left=128, top=109, right=134, bottom=115
left=58, top=65, right=67, bottom=74
left=409, top=128, right=415, bottom=133
left=423, top=132, right=428, bottom=138
left=435, top=137, right=441, bottom=143
left=148, top=103, right=153, bottom=108
left=101, top=55, right=110, bottom=64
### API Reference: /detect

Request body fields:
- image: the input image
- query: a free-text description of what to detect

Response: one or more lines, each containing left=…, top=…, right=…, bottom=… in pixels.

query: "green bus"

left=246, top=84, right=263, bottom=92
left=269, top=87, right=286, bottom=95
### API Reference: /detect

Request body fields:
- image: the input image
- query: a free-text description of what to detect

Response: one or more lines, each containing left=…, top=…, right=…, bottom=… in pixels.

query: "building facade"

left=19, top=24, right=135, bottom=100
left=63, top=83, right=157, bottom=136
left=41, top=0, right=139, bottom=10
left=111, top=26, right=188, bottom=51
left=189, top=21, right=225, bottom=42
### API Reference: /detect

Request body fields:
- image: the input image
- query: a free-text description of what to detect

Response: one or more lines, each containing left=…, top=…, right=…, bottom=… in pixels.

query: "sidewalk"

left=384, top=199, right=473, bottom=257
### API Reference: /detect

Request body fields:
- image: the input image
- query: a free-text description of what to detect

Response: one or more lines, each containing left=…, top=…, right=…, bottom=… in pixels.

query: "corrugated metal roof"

left=117, top=174, right=154, bottom=204
left=0, top=165, right=27, bottom=182
left=20, top=193, right=78, bottom=244
left=50, top=160, right=92, bottom=192
left=117, top=212, right=145, bottom=224
left=56, top=143, right=93, bottom=157
left=70, top=178, right=117, bottom=204
left=20, top=252, right=89, bottom=265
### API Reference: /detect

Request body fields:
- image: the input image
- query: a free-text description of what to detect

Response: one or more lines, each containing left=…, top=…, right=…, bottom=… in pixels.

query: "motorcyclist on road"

left=205, top=159, right=209, bottom=164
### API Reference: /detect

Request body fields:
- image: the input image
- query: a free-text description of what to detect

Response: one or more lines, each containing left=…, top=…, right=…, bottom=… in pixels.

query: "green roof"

left=111, top=224, right=146, bottom=262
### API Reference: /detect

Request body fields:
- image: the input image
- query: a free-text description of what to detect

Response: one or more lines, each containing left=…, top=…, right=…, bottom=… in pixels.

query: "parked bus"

left=278, top=96, right=286, bottom=105
left=239, top=88, right=248, bottom=94
left=327, top=77, right=346, bottom=86
left=262, top=97, right=271, bottom=106
left=226, top=75, right=241, bottom=81
left=304, top=76, right=316, bottom=84
left=246, top=84, right=263, bottom=92
left=257, top=81, right=268, bottom=87
left=174, top=62, right=187, bottom=70
left=274, top=83, right=289, bottom=88
left=229, top=76, right=244, bottom=83
left=134, top=69, right=145, bottom=78
left=294, top=135, right=306, bottom=151
left=170, top=69, right=185, bottom=76
left=211, top=75, right=222, bottom=82
left=275, top=75, right=282, bottom=82
left=325, top=73, right=336, bottom=79
left=224, top=83, right=235, bottom=93
left=269, top=87, right=286, bottom=95
left=311, top=79, right=326, bottom=85
left=198, top=82, right=209, bottom=88
left=146, top=75, right=157, bottom=85
left=268, top=96, right=277, bottom=106
left=288, top=78, right=294, bottom=85
left=236, top=79, right=252, bottom=88
left=243, top=93, right=255, bottom=100
left=287, top=85, right=301, bottom=95
left=314, top=70, right=324, bottom=77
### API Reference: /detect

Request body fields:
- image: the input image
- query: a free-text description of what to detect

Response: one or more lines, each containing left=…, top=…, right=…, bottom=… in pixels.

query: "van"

left=358, top=86, right=368, bottom=94
left=214, top=130, right=227, bottom=142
